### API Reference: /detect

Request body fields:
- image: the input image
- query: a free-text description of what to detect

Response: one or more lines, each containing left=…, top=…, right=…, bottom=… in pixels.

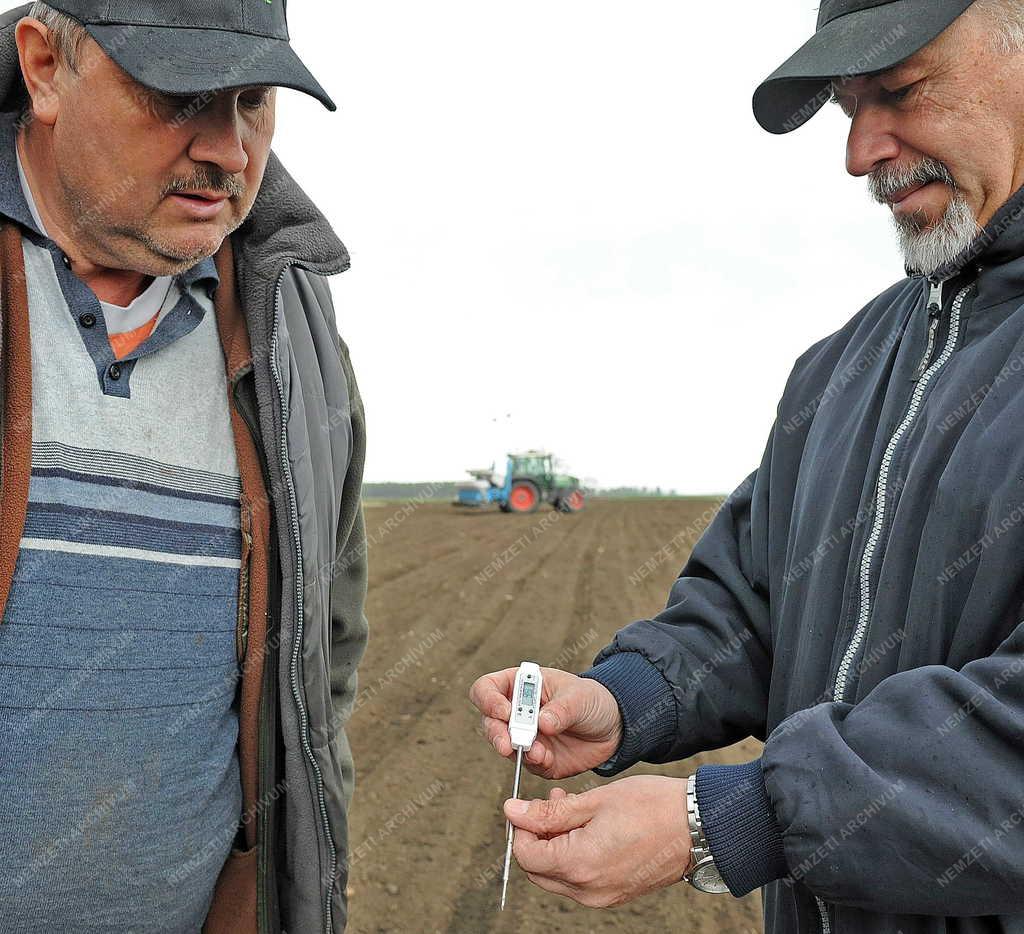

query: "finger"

left=522, top=742, right=579, bottom=782
left=504, top=790, right=599, bottom=835
left=536, top=787, right=569, bottom=834
left=482, top=716, right=514, bottom=756
left=469, top=669, right=517, bottom=719
left=521, top=740, right=561, bottom=780
left=524, top=872, right=579, bottom=902
left=523, top=737, right=548, bottom=766
left=537, top=682, right=586, bottom=736
left=512, top=823, right=578, bottom=877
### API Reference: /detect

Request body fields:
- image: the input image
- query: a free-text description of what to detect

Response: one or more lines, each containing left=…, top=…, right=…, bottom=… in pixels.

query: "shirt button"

left=61, top=252, right=71, bottom=268
left=108, top=362, right=122, bottom=380
left=79, top=312, right=96, bottom=328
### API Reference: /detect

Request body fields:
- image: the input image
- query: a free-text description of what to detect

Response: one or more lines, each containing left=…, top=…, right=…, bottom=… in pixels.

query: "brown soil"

left=346, top=499, right=765, bottom=934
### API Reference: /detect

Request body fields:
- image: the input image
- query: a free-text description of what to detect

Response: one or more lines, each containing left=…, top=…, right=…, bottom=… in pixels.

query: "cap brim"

left=86, top=23, right=337, bottom=112
left=752, top=0, right=975, bottom=134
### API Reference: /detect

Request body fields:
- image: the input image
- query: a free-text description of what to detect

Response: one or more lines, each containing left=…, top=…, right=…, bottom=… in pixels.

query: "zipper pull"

left=912, top=279, right=944, bottom=380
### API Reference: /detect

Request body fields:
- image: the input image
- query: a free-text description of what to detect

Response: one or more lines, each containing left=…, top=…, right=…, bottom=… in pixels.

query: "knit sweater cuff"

left=578, top=652, right=677, bottom=776
left=694, top=759, right=791, bottom=897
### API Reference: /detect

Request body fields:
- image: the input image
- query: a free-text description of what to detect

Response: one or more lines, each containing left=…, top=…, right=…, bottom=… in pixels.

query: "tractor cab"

left=509, top=452, right=554, bottom=484
left=455, top=449, right=585, bottom=513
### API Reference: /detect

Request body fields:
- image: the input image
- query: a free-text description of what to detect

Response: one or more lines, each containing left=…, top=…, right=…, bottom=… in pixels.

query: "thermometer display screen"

left=521, top=681, right=537, bottom=707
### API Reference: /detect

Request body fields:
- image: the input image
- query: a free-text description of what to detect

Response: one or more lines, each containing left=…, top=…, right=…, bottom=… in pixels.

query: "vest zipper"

left=812, top=277, right=970, bottom=934
left=236, top=249, right=348, bottom=933
left=259, top=529, right=281, bottom=933
left=237, top=492, right=253, bottom=665
left=270, top=261, right=338, bottom=934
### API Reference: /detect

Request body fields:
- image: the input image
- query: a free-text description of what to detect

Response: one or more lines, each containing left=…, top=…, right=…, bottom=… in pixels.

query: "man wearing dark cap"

left=0, top=3, right=366, bottom=933
left=472, top=2, right=1024, bottom=931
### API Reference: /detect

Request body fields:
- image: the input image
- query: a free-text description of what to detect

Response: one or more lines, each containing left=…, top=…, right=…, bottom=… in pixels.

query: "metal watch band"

left=684, top=773, right=712, bottom=872
left=682, top=772, right=729, bottom=893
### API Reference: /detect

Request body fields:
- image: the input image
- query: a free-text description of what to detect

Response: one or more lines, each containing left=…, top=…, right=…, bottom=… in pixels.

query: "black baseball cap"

left=753, top=0, right=977, bottom=134
left=14, top=0, right=336, bottom=111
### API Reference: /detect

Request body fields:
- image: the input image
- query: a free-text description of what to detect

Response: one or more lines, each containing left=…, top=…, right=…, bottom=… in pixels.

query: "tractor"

left=455, top=450, right=585, bottom=514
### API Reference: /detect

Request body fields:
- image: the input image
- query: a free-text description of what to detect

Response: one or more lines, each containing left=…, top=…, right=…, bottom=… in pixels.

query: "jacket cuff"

left=694, top=759, right=790, bottom=897
left=578, top=652, right=677, bottom=776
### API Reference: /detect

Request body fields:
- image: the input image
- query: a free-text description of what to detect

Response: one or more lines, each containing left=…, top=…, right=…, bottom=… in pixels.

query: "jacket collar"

left=897, top=179, right=1024, bottom=313
left=906, top=180, right=1024, bottom=284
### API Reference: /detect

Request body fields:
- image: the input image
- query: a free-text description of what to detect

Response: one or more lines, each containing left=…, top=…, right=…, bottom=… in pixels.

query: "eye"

left=886, top=82, right=916, bottom=103
left=240, top=90, right=271, bottom=111
left=830, top=90, right=856, bottom=119
left=163, top=92, right=197, bottom=108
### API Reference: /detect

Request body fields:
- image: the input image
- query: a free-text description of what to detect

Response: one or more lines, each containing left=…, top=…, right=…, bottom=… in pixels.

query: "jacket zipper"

left=815, top=896, right=831, bottom=934
left=832, top=277, right=968, bottom=704
left=813, top=277, right=970, bottom=933
left=270, top=261, right=339, bottom=934
left=912, top=282, right=944, bottom=380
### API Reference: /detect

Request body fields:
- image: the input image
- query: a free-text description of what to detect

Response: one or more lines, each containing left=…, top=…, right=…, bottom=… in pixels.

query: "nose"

left=845, top=103, right=901, bottom=178
left=186, top=103, right=249, bottom=177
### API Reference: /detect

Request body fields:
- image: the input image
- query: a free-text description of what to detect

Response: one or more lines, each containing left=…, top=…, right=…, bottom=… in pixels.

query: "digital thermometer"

left=509, top=661, right=542, bottom=750
left=500, top=661, right=543, bottom=911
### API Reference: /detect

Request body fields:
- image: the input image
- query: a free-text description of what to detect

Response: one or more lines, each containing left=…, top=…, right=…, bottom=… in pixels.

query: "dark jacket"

left=0, top=4, right=369, bottom=933
left=582, top=184, right=1024, bottom=933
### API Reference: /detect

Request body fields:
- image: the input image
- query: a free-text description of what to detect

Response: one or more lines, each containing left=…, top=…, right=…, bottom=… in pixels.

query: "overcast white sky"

left=273, top=2, right=908, bottom=494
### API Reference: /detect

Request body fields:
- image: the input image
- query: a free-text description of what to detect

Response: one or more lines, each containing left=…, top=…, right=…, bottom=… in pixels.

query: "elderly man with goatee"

left=471, top=2, right=1024, bottom=932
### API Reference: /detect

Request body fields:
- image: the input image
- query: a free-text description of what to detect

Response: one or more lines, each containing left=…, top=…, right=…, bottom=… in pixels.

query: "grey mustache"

left=869, top=159, right=956, bottom=204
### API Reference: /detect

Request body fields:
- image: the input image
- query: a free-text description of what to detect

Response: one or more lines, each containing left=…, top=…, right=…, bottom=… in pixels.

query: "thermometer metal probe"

left=500, top=661, right=543, bottom=911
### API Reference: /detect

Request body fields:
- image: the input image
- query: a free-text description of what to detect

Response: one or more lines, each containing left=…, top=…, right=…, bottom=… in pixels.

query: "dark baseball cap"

left=752, top=0, right=977, bottom=134
left=14, top=0, right=336, bottom=112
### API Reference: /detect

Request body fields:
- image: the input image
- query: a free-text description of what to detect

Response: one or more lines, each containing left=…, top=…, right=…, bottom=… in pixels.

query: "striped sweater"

left=0, top=107, right=244, bottom=931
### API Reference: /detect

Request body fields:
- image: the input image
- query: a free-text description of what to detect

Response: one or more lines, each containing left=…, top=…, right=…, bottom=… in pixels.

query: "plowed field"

left=346, top=499, right=764, bottom=934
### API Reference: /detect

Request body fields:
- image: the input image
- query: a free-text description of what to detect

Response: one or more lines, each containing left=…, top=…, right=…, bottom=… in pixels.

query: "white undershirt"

left=15, top=144, right=181, bottom=336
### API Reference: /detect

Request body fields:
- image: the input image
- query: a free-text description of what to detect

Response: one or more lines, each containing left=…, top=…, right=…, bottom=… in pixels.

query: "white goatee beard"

left=893, top=191, right=982, bottom=277
left=868, top=158, right=982, bottom=276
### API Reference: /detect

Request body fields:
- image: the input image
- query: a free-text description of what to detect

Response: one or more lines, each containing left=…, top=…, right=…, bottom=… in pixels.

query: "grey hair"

left=970, top=0, right=1024, bottom=54
left=26, top=2, right=89, bottom=71
left=16, top=2, right=89, bottom=119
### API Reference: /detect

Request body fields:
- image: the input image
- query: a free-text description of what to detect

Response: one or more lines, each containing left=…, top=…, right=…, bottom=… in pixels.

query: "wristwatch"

left=681, top=772, right=730, bottom=894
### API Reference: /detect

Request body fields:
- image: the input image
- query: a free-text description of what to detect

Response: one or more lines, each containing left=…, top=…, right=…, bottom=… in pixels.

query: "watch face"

left=693, top=861, right=731, bottom=895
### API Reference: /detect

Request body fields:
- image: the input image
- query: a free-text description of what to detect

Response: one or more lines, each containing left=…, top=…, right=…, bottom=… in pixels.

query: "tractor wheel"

left=507, top=480, right=540, bottom=514
left=561, top=489, right=585, bottom=513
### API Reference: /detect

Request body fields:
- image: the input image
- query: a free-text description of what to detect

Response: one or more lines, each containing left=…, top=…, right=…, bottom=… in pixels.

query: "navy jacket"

left=582, top=184, right=1024, bottom=934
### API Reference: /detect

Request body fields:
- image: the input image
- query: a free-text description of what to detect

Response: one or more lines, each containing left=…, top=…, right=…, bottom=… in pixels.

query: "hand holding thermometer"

left=500, top=661, right=543, bottom=911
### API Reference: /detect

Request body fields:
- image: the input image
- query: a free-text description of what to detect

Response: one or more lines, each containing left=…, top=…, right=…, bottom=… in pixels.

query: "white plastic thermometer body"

left=508, top=661, right=542, bottom=750
left=500, top=662, right=543, bottom=911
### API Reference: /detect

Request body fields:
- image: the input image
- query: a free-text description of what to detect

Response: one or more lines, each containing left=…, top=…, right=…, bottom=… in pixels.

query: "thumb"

left=504, top=790, right=598, bottom=835
left=538, top=693, right=582, bottom=735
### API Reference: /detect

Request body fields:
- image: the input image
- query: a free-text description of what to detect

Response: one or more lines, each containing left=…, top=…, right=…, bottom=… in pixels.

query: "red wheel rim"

left=568, top=490, right=584, bottom=510
left=509, top=485, right=537, bottom=511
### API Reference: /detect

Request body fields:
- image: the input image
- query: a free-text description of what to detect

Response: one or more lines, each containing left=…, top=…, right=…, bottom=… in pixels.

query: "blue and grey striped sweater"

left=0, top=107, right=243, bottom=932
